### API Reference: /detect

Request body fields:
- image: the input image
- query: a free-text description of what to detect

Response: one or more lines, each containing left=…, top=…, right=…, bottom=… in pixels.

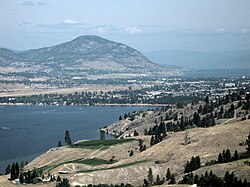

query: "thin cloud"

left=22, top=1, right=46, bottom=6
left=240, top=28, right=248, bottom=34
left=19, top=21, right=32, bottom=25
left=37, top=1, right=46, bottom=6
left=63, top=19, right=78, bottom=25
left=96, top=27, right=108, bottom=34
left=215, top=27, right=225, bottom=33
left=125, top=26, right=142, bottom=34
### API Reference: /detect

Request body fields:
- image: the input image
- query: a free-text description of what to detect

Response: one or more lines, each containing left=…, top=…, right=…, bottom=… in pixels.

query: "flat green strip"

left=71, top=139, right=138, bottom=149
left=73, top=158, right=117, bottom=166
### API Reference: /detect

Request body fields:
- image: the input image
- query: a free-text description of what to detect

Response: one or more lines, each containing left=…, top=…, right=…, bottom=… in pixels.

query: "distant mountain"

left=144, top=50, right=250, bottom=70
left=0, top=35, right=167, bottom=74
left=0, top=48, right=22, bottom=66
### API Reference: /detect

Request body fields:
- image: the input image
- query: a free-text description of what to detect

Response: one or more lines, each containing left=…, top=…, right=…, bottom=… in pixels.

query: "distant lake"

left=183, top=69, right=250, bottom=78
left=0, top=106, right=150, bottom=173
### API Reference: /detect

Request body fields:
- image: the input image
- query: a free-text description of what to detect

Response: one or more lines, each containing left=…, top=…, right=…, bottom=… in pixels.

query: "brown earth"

left=0, top=83, right=128, bottom=97
left=1, top=120, right=249, bottom=186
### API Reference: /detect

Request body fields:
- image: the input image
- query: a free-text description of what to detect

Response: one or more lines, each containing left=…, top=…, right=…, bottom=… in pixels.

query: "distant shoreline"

left=0, top=103, right=172, bottom=107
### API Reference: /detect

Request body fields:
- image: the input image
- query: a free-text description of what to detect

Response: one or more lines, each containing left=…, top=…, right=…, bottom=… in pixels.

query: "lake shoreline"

left=0, top=103, right=172, bottom=107
left=0, top=105, right=153, bottom=173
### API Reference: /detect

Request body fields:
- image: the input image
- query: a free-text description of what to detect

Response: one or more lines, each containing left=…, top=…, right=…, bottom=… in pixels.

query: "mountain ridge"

left=0, top=35, right=166, bottom=74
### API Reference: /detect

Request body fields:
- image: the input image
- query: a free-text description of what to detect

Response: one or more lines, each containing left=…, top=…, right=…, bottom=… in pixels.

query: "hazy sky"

left=0, top=0, right=250, bottom=52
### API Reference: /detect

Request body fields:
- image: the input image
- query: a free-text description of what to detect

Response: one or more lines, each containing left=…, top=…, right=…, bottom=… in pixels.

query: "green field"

left=74, top=158, right=117, bottom=166
left=71, top=139, right=138, bottom=149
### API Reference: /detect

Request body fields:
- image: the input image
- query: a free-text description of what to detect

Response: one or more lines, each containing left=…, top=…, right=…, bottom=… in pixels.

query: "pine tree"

left=194, top=174, right=199, bottom=184
left=246, top=132, right=250, bottom=154
left=150, top=136, right=155, bottom=146
left=124, top=113, right=128, bottom=119
left=26, top=170, right=32, bottom=183
left=20, top=161, right=25, bottom=172
left=166, top=168, right=171, bottom=181
left=225, top=149, right=231, bottom=162
left=31, top=167, right=38, bottom=179
left=169, top=175, right=176, bottom=184
left=10, top=163, right=16, bottom=180
left=147, top=168, right=154, bottom=185
left=133, top=130, right=139, bottom=136
left=196, top=156, right=201, bottom=169
left=64, top=130, right=72, bottom=145
left=143, top=179, right=149, bottom=187
left=139, top=139, right=146, bottom=152
left=184, top=161, right=190, bottom=173
left=100, top=130, right=105, bottom=140
left=19, top=172, right=24, bottom=183
left=155, top=174, right=161, bottom=185
left=58, top=141, right=62, bottom=147
left=15, top=162, right=19, bottom=179
left=5, top=164, right=11, bottom=175
left=198, top=105, right=203, bottom=114
left=60, top=178, right=70, bottom=187
left=119, top=115, right=122, bottom=120
left=233, top=150, right=239, bottom=160
left=218, top=153, right=223, bottom=163
left=56, top=175, right=62, bottom=182
left=190, top=156, right=197, bottom=171
left=129, top=150, right=134, bottom=157
left=205, top=96, right=209, bottom=103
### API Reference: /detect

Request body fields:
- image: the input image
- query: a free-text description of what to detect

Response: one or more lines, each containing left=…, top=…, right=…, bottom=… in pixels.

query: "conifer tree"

left=19, top=172, right=24, bottom=183
left=133, top=130, right=139, bottom=136
left=26, top=170, right=32, bottom=183
left=246, top=132, right=250, bottom=154
left=64, top=130, right=72, bottom=145
left=20, top=161, right=24, bottom=172
left=143, top=179, right=149, bottom=187
left=147, top=168, right=154, bottom=185
left=155, top=174, right=161, bottom=185
left=60, top=178, right=70, bottom=187
left=5, top=164, right=10, bottom=175
left=218, top=153, right=223, bottom=163
left=225, top=149, right=231, bottom=162
left=196, top=156, right=201, bottom=168
left=129, top=150, right=134, bottom=157
left=15, top=162, right=19, bottom=179
left=169, top=175, right=176, bottom=184
left=233, top=150, right=239, bottom=160
left=166, top=168, right=171, bottom=181
left=10, top=163, right=16, bottom=180
left=119, top=115, right=122, bottom=120
left=150, top=136, right=155, bottom=146
left=58, top=141, right=62, bottom=147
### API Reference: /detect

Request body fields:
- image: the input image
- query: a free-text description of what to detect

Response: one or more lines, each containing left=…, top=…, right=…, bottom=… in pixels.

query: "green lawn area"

left=73, top=158, right=117, bottom=166
left=37, top=157, right=117, bottom=173
left=71, top=138, right=138, bottom=149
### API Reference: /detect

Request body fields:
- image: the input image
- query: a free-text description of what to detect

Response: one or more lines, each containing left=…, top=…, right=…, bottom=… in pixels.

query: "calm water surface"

left=0, top=105, right=149, bottom=173
left=183, top=69, right=250, bottom=78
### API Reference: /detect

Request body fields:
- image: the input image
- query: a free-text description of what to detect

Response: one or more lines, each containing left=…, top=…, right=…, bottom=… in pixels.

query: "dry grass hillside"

left=1, top=119, right=246, bottom=187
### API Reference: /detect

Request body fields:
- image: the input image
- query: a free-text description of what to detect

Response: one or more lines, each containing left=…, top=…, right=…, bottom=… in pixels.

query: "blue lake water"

left=183, top=69, right=250, bottom=78
left=0, top=106, right=149, bottom=174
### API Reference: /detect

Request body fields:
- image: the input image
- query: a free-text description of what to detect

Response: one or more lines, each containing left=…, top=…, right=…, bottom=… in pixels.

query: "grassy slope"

left=69, top=120, right=250, bottom=186
left=2, top=120, right=250, bottom=186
